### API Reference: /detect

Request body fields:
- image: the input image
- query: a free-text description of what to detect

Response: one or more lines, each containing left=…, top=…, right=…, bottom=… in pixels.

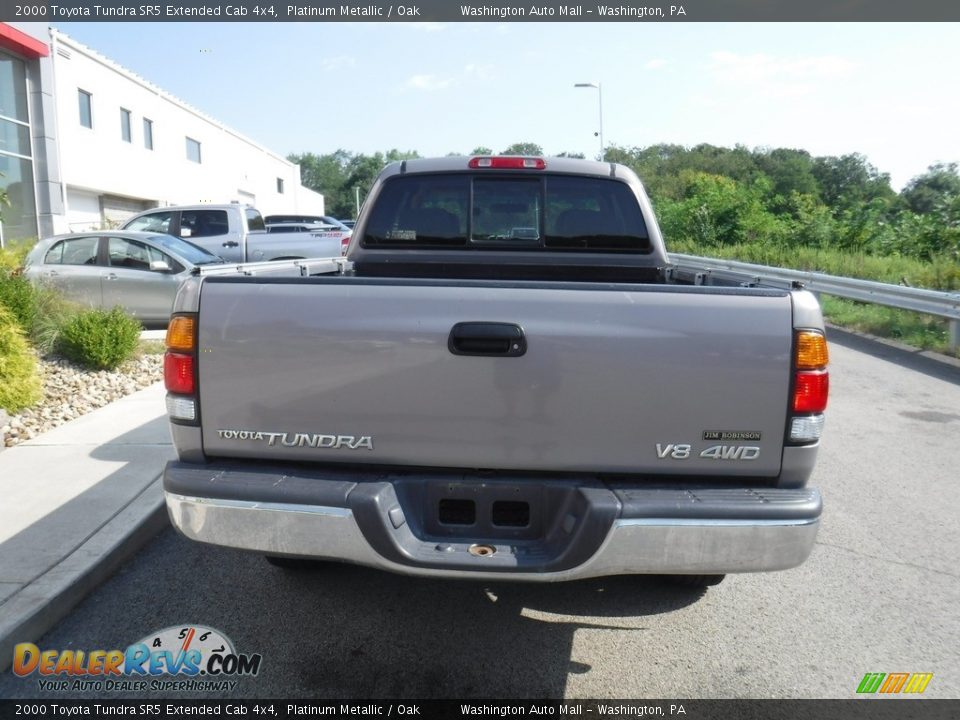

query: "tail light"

left=164, top=313, right=198, bottom=423
left=468, top=156, right=547, bottom=170
left=164, top=353, right=194, bottom=395
left=793, top=371, right=829, bottom=413
left=789, top=330, right=829, bottom=443
left=341, top=234, right=351, bottom=256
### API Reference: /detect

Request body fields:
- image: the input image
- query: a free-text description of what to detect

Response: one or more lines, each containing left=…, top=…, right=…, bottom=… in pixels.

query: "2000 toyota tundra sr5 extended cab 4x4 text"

left=161, top=156, right=829, bottom=587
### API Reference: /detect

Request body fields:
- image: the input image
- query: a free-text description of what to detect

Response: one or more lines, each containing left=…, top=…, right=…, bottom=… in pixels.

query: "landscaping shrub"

left=0, top=304, right=42, bottom=413
left=0, top=271, right=83, bottom=353
left=0, top=272, right=38, bottom=332
left=29, top=287, right=83, bottom=356
left=0, top=239, right=32, bottom=273
left=57, top=307, right=142, bottom=370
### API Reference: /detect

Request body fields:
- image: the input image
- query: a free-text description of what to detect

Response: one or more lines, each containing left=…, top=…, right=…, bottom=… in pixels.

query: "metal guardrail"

left=669, top=253, right=960, bottom=351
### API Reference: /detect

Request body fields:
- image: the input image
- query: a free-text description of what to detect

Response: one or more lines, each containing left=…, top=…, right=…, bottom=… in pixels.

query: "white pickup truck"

left=122, top=204, right=348, bottom=263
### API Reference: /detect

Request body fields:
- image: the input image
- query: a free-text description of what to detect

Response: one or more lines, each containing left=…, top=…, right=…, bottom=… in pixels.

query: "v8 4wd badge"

left=656, top=443, right=760, bottom=460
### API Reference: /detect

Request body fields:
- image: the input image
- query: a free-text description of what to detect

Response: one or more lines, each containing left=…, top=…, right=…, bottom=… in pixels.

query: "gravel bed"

left=1, top=354, right=163, bottom=448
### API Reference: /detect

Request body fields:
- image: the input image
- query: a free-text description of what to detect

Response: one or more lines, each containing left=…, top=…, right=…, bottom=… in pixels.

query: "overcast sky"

left=55, top=21, right=960, bottom=190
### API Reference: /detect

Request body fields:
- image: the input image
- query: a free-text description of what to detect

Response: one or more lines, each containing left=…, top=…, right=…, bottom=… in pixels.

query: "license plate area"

left=425, top=480, right=545, bottom=540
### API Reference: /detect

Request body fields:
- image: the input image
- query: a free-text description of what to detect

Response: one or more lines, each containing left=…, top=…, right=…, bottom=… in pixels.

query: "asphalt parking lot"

left=1, top=332, right=958, bottom=700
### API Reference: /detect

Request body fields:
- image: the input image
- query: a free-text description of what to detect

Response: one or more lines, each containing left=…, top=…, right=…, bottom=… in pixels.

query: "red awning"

left=0, top=23, right=50, bottom=59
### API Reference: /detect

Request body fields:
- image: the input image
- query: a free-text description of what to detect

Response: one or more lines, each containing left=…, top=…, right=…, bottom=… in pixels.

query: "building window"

left=277, top=178, right=284, bottom=194
left=78, top=89, right=92, bottom=128
left=143, top=118, right=153, bottom=150
left=120, top=108, right=131, bottom=142
left=0, top=53, right=37, bottom=241
left=186, top=137, right=201, bottom=163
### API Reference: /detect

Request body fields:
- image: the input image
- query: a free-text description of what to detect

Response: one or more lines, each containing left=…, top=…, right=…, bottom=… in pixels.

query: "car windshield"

left=147, top=234, right=224, bottom=265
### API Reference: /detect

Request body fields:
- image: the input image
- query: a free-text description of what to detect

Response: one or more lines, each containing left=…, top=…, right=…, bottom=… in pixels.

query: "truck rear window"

left=362, top=174, right=651, bottom=253
left=246, top=208, right=266, bottom=231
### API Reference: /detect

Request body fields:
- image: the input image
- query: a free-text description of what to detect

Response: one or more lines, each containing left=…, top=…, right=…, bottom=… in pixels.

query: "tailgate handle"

left=449, top=322, right=526, bottom=357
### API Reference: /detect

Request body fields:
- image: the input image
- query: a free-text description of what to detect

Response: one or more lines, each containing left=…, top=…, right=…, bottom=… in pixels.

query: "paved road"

left=2, top=331, right=959, bottom=699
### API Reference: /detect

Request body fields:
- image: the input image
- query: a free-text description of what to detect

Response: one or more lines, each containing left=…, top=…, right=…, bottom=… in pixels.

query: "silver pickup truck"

left=161, top=156, right=829, bottom=587
left=122, top=204, right=348, bottom=263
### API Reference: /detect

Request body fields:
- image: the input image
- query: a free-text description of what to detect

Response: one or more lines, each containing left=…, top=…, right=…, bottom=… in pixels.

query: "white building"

left=0, top=22, right=324, bottom=243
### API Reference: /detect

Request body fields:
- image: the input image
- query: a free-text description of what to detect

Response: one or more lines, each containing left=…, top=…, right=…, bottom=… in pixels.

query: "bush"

left=0, top=238, right=33, bottom=273
left=0, top=272, right=84, bottom=353
left=0, top=304, right=42, bottom=413
left=29, top=287, right=83, bottom=356
left=57, top=307, right=142, bottom=370
left=0, top=272, right=38, bottom=332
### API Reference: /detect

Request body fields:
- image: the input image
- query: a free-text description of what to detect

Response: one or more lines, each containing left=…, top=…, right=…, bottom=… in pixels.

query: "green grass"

left=669, top=240, right=960, bottom=357
left=668, top=240, right=960, bottom=291
left=820, top=296, right=957, bottom=357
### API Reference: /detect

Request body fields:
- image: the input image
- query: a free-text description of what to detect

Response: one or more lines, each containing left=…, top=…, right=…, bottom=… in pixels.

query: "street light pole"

left=574, top=82, right=604, bottom=160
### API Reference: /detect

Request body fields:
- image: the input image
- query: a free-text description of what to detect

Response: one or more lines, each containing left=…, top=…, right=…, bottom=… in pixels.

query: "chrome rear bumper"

left=165, top=475, right=820, bottom=581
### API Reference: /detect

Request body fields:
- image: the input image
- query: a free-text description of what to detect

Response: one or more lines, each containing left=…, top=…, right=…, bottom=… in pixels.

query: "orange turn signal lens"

left=166, top=315, right=195, bottom=353
left=796, top=331, right=828, bottom=370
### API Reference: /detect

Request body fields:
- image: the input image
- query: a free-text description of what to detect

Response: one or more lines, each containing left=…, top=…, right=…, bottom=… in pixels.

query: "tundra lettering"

left=216, top=429, right=373, bottom=450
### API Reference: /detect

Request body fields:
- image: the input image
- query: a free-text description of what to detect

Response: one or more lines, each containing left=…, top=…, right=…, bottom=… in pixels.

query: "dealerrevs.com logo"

left=12, top=625, right=262, bottom=693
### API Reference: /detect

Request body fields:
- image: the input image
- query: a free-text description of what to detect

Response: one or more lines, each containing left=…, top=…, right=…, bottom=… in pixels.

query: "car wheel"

left=666, top=574, right=726, bottom=587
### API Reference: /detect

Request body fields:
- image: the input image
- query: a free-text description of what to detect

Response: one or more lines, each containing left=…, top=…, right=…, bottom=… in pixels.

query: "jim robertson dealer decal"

left=11, top=625, right=262, bottom=692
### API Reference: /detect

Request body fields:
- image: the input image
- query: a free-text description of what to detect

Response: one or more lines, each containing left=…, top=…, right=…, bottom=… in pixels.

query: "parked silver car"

left=23, top=231, right=224, bottom=325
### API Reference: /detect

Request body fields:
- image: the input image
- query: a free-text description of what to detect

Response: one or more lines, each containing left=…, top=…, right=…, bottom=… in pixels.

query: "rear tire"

left=666, top=574, right=726, bottom=587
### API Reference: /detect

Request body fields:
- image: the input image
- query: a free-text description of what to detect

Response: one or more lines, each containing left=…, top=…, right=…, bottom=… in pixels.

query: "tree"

left=901, top=163, right=960, bottom=215
left=470, top=146, right=493, bottom=155
left=656, top=171, right=787, bottom=247
left=896, top=164, right=960, bottom=259
left=811, top=153, right=895, bottom=214
left=754, top=148, right=820, bottom=207
left=288, top=150, right=352, bottom=217
left=289, top=149, right=422, bottom=218
left=500, top=142, right=543, bottom=156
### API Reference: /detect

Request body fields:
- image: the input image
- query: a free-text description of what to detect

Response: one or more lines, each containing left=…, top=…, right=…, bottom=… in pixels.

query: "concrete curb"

left=0, top=477, right=168, bottom=673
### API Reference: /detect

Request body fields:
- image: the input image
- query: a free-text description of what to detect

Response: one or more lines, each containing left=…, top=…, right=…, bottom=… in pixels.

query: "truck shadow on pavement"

left=270, top=560, right=707, bottom=699
left=4, top=527, right=708, bottom=700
